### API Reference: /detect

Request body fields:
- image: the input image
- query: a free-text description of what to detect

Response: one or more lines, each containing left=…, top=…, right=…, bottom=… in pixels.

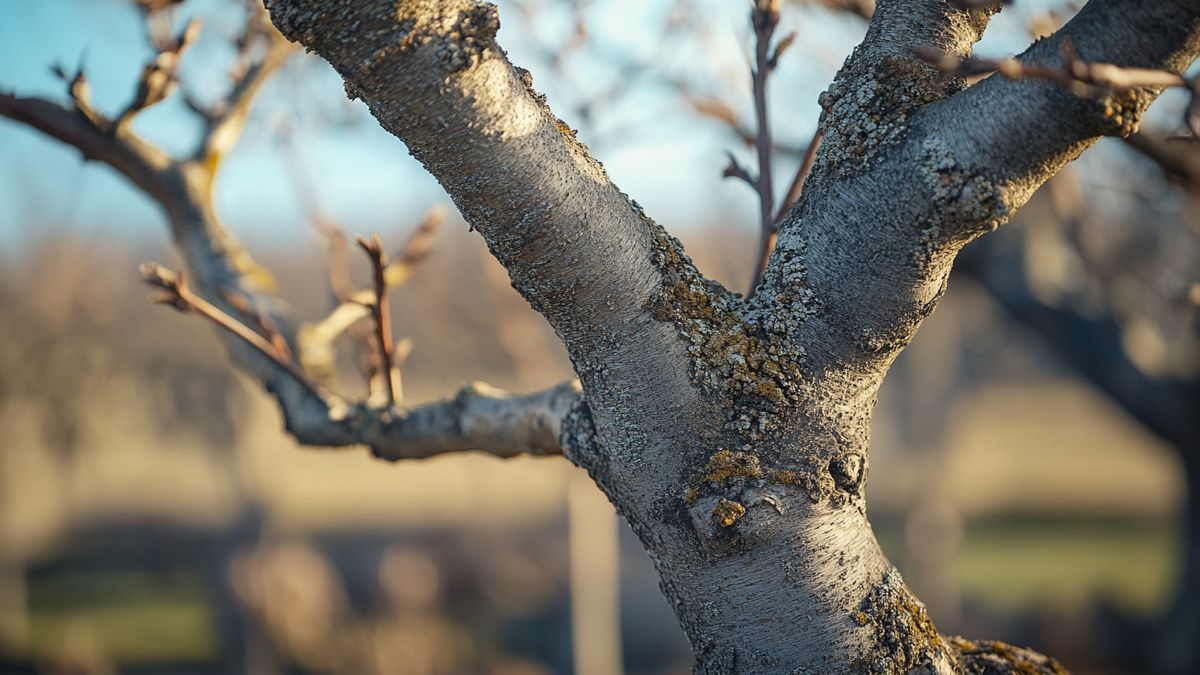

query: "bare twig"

left=223, top=289, right=294, bottom=360
left=315, top=217, right=355, bottom=302
left=139, top=262, right=322, bottom=398
left=1124, top=131, right=1200, bottom=191
left=915, top=40, right=1200, bottom=137
left=385, top=206, right=442, bottom=287
left=301, top=208, right=443, bottom=348
left=50, top=63, right=109, bottom=130
left=808, top=0, right=874, bottom=21
left=722, top=152, right=756, bottom=188
left=745, top=128, right=824, bottom=294
left=747, top=0, right=781, bottom=298
left=355, top=233, right=401, bottom=407
left=278, top=121, right=356, bottom=303
left=682, top=94, right=809, bottom=156
left=197, top=7, right=296, bottom=165
left=774, top=129, right=823, bottom=224
left=115, top=18, right=203, bottom=129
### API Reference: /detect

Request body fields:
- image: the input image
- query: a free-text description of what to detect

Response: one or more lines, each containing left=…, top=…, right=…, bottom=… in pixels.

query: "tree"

left=3, top=0, right=1199, bottom=672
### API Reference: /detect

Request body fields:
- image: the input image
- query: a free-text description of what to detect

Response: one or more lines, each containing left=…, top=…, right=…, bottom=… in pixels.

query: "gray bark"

left=258, top=0, right=1200, bottom=672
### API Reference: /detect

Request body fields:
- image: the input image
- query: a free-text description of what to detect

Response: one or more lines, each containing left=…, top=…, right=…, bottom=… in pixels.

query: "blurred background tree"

left=0, top=0, right=1196, bottom=673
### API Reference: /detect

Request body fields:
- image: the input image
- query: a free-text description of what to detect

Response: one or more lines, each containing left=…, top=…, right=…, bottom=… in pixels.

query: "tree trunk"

left=253, top=0, right=1199, bottom=671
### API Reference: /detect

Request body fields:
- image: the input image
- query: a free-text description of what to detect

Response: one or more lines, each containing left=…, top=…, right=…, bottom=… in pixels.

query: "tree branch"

left=761, top=0, right=1200, bottom=380
left=369, top=380, right=584, bottom=461
left=115, top=17, right=203, bottom=129
left=957, top=244, right=1200, bottom=457
left=140, top=262, right=323, bottom=399
left=196, top=7, right=295, bottom=165
left=0, top=92, right=175, bottom=202
left=814, top=0, right=996, bottom=177
left=2, top=3, right=592, bottom=468
left=1125, top=131, right=1200, bottom=191
left=924, top=0, right=1200, bottom=211
left=262, top=0, right=678, bottom=358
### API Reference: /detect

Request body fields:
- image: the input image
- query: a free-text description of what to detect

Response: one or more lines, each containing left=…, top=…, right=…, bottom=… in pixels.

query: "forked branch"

left=0, top=1, right=587, bottom=465
left=297, top=208, right=443, bottom=380
left=140, top=262, right=323, bottom=399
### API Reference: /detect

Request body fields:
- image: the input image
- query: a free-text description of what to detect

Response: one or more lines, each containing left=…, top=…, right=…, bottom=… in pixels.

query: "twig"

left=197, top=7, right=295, bottom=165
left=385, top=206, right=443, bottom=287
left=1124, top=131, right=1200, bottom=191
left=748, top=0, right=782, bottom=298
left=279, top=120, right=355, bottom=303
left=746, top=128, right=823, bottom=294
left=774, top=129, right=822, bottom=224
left=722, top=152, right=756, bottom=188
left=50, top=63, right=108, bottom=130
left=115, top=18, right=203, bottom=129
left=915, top=40, right=1200, bottom=138
left=810, top=0, right=874, bottom=21
left=223, top=289, right=294, bottom=360
left=139, top=262, right=322, bottom=399
left=302, top=207, right=443, bottom=345
left=356, top=233, right=401, bottom=407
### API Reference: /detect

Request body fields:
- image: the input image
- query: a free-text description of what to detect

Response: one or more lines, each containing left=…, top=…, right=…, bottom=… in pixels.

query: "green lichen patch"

left=951, top=636, right=1070, bottom=675
left=646, top=229, right=809, bottom=443
left=854, top=569, right=951, bottom=675
left=917, top=137, right=1009, bottom=246
left=712, top=498, right=746, bottom=528
left=818, top=54, right=961, bottom=178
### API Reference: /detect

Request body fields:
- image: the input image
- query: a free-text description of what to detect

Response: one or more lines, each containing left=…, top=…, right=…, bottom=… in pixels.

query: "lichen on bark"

left=645, top=229, right=812, bottom=441
left=817, top=53, right=964, bottom=178
left=855, top=569, right=955, bottom=674
left=950, top=636, right=1070, bottom=675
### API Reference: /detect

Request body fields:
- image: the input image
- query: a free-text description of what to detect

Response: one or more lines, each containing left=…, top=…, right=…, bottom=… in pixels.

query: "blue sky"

left=0, top=0, right=1119, bottom=255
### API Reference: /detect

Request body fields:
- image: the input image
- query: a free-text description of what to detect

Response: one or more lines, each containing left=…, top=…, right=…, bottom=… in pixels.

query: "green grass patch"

left=952, top=518, right=1178, bottom=615
left=25, top=569, right=217, bottom=663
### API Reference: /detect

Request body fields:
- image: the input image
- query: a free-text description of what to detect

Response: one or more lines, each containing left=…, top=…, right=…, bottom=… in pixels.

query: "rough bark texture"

left=5, top=0, right=1200, bottom=671
left=255, top=0, right=1200, bottom=672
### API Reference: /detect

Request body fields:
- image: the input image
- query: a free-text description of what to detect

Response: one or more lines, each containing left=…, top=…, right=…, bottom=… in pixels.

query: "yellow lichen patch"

left=555, top=117, right=577, bottom=138
left=953, top=637, right=1070, bottom=675
left=695, top=449, right=762, bottom=486
left=852, top=610, right=869, bottom=627
left=712, top=499, right=746, bottom=528
left=857, top=569, right=950, bottom=674
left=682, top=449, right=817, bottom=507
left=770, top=469, right=798, bottom=485
left=645, top=229, right=810, bottom=443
